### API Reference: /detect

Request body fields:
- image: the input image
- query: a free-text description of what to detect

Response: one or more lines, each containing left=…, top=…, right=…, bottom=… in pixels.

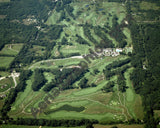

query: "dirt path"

left=0, top=77, right=6, bottom=81
left=117, top=84, right=132, bottom=121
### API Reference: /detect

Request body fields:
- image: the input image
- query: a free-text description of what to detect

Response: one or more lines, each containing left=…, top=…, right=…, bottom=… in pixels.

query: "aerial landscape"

left=0, top=0, right=160, bottom=128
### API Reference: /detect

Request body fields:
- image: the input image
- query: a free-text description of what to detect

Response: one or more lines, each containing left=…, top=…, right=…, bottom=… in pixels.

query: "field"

left=0, top=44, right=23, bottom=68
left=0, top=44, right=23, bottom=56
left=0, top=0, right=10, bottom=2
left=0, top=77, right=14, bottom=92
left=0, top=57, right=14, bottom=68
left=140, top=1, right=160, bottom=10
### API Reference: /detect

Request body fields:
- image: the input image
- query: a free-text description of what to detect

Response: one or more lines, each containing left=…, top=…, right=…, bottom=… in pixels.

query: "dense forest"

left=126, top=1, right=160, bottom=128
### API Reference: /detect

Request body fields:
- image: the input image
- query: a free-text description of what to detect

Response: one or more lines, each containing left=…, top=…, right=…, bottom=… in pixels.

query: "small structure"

left=1, top=85, right=7, bottom=89
left=116, top=48, right=123, bottom=53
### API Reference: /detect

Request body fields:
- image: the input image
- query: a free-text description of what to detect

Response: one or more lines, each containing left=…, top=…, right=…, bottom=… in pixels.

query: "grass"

left=140, top=1, right=160, bottom=10
left=123, top=27, right=132, bottom=47
left=0, top=71, right=10, bottom=77
left=30, top=58, right=83, bottom=70
left=154, top=110, right=160, bottom=118
left=0, top=44, right=23, bottom=56
left=0, top=57, right=14, bottom=68
left=60, top=44, right=91, bottom=56
left=0, top=77, right=14, bottom=92
left=124, top=68, right=144, bottom=119
left=0, top=125, right=86, bottom=128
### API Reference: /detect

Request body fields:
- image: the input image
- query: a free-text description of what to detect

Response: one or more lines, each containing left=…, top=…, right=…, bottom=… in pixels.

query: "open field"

left=0, top=71, right=10, bottom=77
left=60, top=44, right=91, bottom=56
left=0, top=57, right=14, bottom=68
left=140, top=1, right=160, bottom=10
left=0, top=44, right=23, bottom=56
left=0, top=0, right=10, bottom=2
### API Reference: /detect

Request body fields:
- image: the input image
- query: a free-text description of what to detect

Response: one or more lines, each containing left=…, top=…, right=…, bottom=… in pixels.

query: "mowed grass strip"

left=0, top=0, right=10, bottom=2
left=0, top=57, right=14, bottom=68
left=60, top=44, right=90, bottom=56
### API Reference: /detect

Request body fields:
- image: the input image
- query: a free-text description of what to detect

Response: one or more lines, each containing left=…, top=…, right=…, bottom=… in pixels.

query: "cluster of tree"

left=65, top=5, right=75, bottom=20
left=0, top=0, right=56, bottom=22
left=83, top=24, right=98, bottom=44
left=101, top=81, right=115, bottom=93
left=117, top=73, right=128, bottom=92
left=109, top=15, right=127, bottom=48
left=32, top=69, right=47, bottom=91
left=43, top=67, right=89, bottom=92
left=76, top=34, right=90, bottom=45
left=127, top=1, right=160, bottom=127
left=55, top=0, right=72, bottom=12
left=78, top=77, right=97, bottom=89
left=0, top=19, right=37, bottom=50
left=48, top=25, right=63, bottom=40
left=78, top=78, right=88, bottom=88
left=105, top=58, right=131, bottom=70
left=93, top=26, right=114, bottom=48
left=3, top=118, right=98, bottom=127
left=60, top=37, right=69, bottom=45
left=1, top=70, right=32, bottom=119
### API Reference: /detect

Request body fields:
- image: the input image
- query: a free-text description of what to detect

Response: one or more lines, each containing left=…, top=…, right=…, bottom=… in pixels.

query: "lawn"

left=0, top=77, right=14, bottom=92
left=0, top=0, right=10, bottom=2
left=140, top=1, right=160, bottom=10
left=0, top=71, right=10, bottom=77
left=94, top=124, right=144, bottom=128
left=0, top=57, right=14, bottom=68
left=0, top=44, right=23, bottom=56
left=60, top=44, right=91, bottom=56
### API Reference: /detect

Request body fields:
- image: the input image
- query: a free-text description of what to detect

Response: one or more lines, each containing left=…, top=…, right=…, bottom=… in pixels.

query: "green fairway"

left=0, top=57, right=14, bottom=68
left=60, top=44, right=91, bottom=56
left=123, top=28, right=132, bottom=46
